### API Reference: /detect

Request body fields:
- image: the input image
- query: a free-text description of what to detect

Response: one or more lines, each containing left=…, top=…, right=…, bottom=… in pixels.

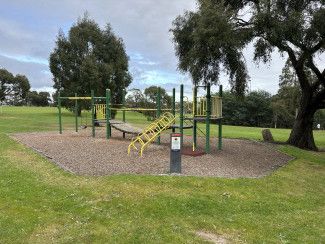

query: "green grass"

left=0, top=106, right=324, bottom=243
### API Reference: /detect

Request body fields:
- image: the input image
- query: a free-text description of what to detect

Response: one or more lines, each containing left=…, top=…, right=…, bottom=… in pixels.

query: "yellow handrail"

left=128, top=112, right=175, bottom=156
left=94, top=104, right=172, bottom=120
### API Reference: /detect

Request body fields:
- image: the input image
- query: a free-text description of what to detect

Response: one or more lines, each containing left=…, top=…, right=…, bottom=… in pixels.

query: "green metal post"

left=75, top=93, right=78, bottom=132
left=218, top=85, right=223, bottom=150
left=205, top=83, right=211, bottom=153
left=91, top=90, right=95, bottom=138
left=180, top=84, right=184, bottom=147
left=122, top=89, right=126, bottom=138
left=193, top=86, right=197, bottom=150
left=122, top=89, right=126, bottom=122
left=156, top=87, right=161, bottom=144
left=172, top=88, right=176, bottom=117
left=106, top=89, right=111, bottom=140
left=172, top=88, right=176, bottom=133
left=58, top=92, right=62, bottom=134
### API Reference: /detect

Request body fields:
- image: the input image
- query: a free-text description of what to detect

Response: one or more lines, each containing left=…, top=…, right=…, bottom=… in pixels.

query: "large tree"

left=50, top=15, right=132, bottom=112
left=171, top=0, right=325, bottom=150
left=0, top=68, right=30, bottom=105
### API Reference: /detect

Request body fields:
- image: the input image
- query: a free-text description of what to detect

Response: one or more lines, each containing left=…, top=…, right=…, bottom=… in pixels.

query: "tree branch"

left=313, top=88, right=325, bottom=110
left=306, top=57, right=325, bottom=89
left=275, top=42, right=314, bottom=91
left=277, top=42, right=297, bottom=64
left=233, top=17, right=252, bottom=27
left=309, top=39, right=325, bottom=54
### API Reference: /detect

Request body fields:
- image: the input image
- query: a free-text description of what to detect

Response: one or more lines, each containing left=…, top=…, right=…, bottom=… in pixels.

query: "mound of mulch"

left=10, top=128, right=293, bottom=178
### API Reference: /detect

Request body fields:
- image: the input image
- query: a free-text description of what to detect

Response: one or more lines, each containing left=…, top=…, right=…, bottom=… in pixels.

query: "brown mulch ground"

left=10, top=127, right=293, bottom=178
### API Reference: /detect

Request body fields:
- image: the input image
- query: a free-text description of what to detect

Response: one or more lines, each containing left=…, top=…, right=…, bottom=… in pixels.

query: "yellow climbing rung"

left=128, top=112, right=175, bottom=157
left=95, top=104, right=106, bottom=120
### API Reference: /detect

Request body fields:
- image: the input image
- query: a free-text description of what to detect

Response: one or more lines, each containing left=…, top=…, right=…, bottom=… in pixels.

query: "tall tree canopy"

left=50, top=15, right=132, bottom=110
left=171, top=0, right=325, bottom=150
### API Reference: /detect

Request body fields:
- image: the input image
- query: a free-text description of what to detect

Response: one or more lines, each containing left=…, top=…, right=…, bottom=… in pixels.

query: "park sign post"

left=170, top=133, right=182, bottom=173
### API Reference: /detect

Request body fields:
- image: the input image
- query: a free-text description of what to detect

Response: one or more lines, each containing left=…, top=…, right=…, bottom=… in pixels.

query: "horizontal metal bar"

left=110, top=108, right=172, bottom=111
left=60, top=97, right=91, bottom=100
left=59, top=96, right=107, bottom=100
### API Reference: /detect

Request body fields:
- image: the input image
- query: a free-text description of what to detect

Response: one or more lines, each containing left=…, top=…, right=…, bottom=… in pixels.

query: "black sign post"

left=170, top=133, right=182, bottom=173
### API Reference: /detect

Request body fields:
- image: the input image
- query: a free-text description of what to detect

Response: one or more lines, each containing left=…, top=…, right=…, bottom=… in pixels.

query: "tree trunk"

left=287, top=91, right=317, bottom=151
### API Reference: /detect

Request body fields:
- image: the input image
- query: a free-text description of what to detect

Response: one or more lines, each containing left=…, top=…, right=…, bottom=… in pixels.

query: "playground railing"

left=195, top=96, right=222, bottom=118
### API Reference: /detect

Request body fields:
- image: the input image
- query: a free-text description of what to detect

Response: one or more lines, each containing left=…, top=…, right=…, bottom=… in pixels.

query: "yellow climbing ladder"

left=128, top=112, right=175, bottom=156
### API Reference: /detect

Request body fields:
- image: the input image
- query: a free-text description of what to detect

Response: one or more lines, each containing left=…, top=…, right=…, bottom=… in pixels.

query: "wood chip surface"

left=11, top=128, right=293, bottom=178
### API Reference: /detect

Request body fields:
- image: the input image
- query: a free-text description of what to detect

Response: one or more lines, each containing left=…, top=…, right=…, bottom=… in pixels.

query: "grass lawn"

left=0, top=106, right=324, bottom=243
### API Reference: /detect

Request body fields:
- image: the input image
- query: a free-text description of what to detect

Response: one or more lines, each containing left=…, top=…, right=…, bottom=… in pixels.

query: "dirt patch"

left=10, top=127, right=293, bottom=178
left=195, top=231, right=229, bottom=243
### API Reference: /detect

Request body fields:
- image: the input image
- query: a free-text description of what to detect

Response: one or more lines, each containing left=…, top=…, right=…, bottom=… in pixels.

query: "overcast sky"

left=0, top=0, right=294, bottom=96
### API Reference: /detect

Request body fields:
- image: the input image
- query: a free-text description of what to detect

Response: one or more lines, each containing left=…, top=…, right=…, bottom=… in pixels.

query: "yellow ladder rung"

left=128, top=112, right=175, bottom=156
left=142, top=134, right=151, bottom=141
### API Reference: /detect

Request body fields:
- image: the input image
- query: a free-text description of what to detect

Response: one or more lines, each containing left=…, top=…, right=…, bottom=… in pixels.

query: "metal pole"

left=75, top=93, right=78, bottom=133
left=206, top=83, right=211, bottom=153
left=156, top=87, right=161, bottom=145
left=106, top=89, right=111, bottom=139
left=172, top=88, right=176, bottom=117
left=193, top=86, right=197, bottom=150
left=172, top=88, right=176, bottom=133
left=91, top=90, right=95, bottom=138
left=122, top=89, right=126, bottom=122
left=58, top=92, right=62, bottom=134
left=180, top=84, right=184, bottom=147
left=218, top=85, right=223, bottom=150
left=122, top=89, right=126, bottom=138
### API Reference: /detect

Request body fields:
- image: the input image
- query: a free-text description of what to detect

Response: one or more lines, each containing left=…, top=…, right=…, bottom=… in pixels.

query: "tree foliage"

left=144, top=86, right=172, bottom=107
left=272, top=60, right=301, bottom=128
left=0, top=68, right=30, bottom=105
left=49, top=15, right=132, bottom=112
left=125, top=89, right=146, bottom=108
left=126, top=86, right=172, bottom=119
left=222, top=90, right=273, bottom=127
left=171, top=0, right=325, bottom=150
left=27, top=91, right=51, bottom=107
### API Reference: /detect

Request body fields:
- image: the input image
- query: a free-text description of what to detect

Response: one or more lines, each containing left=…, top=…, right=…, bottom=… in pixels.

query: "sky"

left=0, top=0, right=294, bottom=97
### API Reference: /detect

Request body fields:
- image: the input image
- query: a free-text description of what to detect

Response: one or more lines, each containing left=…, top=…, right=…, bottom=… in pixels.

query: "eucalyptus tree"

left=50, top=15, right=132, bottom=111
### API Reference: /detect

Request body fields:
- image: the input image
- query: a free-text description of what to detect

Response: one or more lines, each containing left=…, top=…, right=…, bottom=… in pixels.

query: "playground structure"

left=57, top=83, right=223, bottom=156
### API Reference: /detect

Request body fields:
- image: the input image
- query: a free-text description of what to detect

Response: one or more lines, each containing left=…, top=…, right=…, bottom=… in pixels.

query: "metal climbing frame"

left=57, top=89, right=111, bottom=139
left=192, top=84, right=223, bottom=153
left=128, top=112, right=175, bottom=157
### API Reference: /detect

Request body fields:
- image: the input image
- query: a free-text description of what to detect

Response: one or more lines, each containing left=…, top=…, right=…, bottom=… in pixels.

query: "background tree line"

left=0, top=68, right=51, bottom=107
left=223, top=60, right=325, bottom=129
left=126, top=86, right=171, bottom=119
